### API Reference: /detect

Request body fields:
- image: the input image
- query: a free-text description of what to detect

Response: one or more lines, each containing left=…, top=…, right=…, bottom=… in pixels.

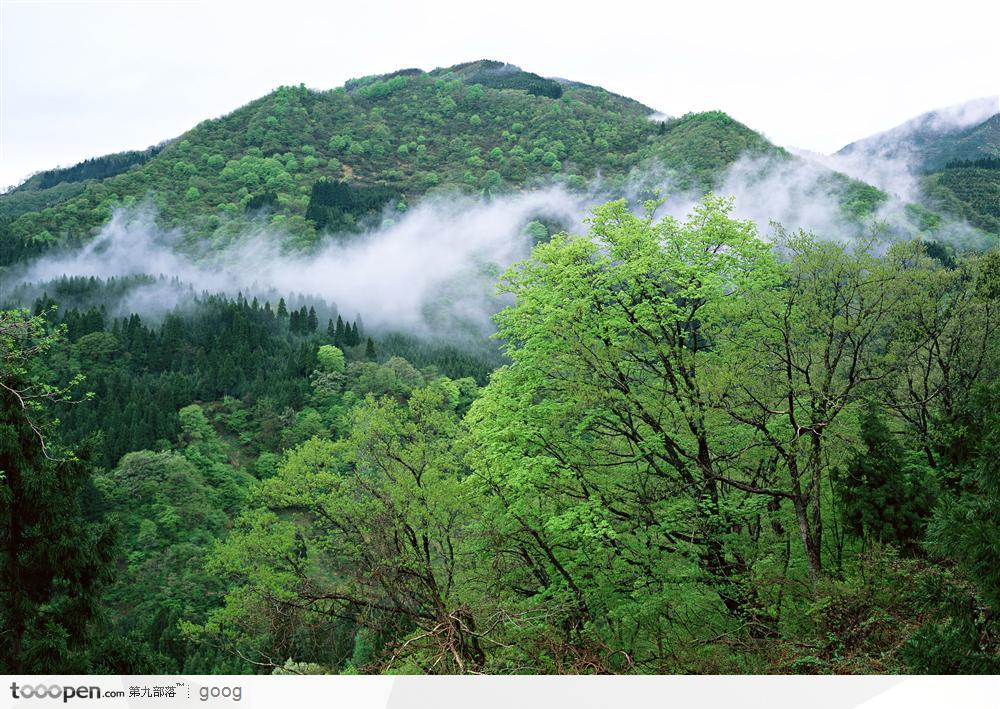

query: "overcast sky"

left=1, top=0, right=997, bottom=189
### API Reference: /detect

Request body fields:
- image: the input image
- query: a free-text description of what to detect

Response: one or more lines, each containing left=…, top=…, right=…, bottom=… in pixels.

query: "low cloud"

left=6, top=147, right=988, bottom=336
left=9, top=188, right=586, bottom=336
left=800, top=96, right=999, bottom=202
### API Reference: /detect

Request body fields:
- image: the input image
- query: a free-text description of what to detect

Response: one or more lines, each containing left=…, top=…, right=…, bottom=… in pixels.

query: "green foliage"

left=926, top=386, right=1000, bottom=611
left=834, top=407, right=936, bottom=551
left=639, top=111, right=780, bottom=190
left=192, top=380, right=480, bottom=672
left=0, top=309, right=116, bottom=672
left=316, top=344, right=346, bottom=373
left=456, top=65, right=564, bottom=99
left=3, top=285, right=369, bottom=467
left=305, top=179, right=400, bottom=232
left=466, top=198, right=788, bottom=668
left=0, top=278, right=504, bottom=672
left=922, top=166, right=1000, bottom=233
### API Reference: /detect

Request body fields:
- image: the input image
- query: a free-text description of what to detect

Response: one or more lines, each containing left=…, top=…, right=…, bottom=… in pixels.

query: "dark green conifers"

left=0, top=310, right=115, bottom=673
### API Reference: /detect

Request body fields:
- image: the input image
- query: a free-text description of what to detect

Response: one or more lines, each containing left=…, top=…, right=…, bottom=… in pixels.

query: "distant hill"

left=830, top=98, right=999, bottom=234
left=0, top=60, right=986, bottom=267
left=0, top=144, right=168, bottom=225
left=836, top=97, right=999, bottom=173
left=12, top=144, right=167, bottom=193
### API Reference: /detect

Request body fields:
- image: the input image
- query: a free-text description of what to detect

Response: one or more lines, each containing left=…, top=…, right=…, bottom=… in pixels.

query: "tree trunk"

left=792, top=494, right=821, bottom=588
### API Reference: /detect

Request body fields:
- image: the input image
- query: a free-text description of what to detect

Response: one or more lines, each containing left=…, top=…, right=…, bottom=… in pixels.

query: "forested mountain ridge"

left=1, top=59, right=903, bottom=267
left=922, top=157, right=1000, bottom=234
left=916, top=115, right=999, bottom=234
left=9, top=144, right=167, bottom=194
left=836, top=100, right=999, bottom=173
left=833, top=100, right=999, bottom=234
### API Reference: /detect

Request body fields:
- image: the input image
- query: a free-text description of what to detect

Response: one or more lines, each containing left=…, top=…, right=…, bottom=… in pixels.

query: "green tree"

left=197, top=382, right=483, bottom=672
left=0, top=309, right=115, bottom=672
left=467, top=197, right=784, bottom=667
left=835, top=406, right=935, bottom=553
left=721, top=230, right=915, bottom=584
left=316, top=344, right=346, bottom=373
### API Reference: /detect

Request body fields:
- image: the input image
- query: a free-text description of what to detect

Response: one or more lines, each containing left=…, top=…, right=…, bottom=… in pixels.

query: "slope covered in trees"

left=3, top=59, right=939, bottom=269
left=2, top=61, right=999, bottom=676
left=3, top=196, right=999, bottom=674
left=834, top=102, right=999, bottom=234
left=922, top=158, right=1000, bottom=233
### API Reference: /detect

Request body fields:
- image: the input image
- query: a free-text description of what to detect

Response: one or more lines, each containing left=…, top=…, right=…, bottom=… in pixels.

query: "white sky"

left=1, top=0, right=998, bottom=189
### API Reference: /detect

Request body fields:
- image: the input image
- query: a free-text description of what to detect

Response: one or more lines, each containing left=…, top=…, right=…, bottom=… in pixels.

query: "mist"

left=6, top=147, right=988, bottom=339
left=651, top=154, right=865, bottom=240
left=800, top=96, right=999, bottom=202
left=7, top=188, right=587, bottom=336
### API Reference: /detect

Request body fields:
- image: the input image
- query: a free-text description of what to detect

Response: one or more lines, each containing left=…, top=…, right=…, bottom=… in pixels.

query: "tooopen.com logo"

left=9, top=682, right=125, bottom=702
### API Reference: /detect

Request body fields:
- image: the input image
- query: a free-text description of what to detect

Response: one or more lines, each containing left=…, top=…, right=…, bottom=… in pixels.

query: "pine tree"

left=365, top=337, right=377, bottom=361
left=334, top=316, right=345, bottom=346
left=0, top=310, right=116, bottom=672
left=837, top=406, right=935, bottom=552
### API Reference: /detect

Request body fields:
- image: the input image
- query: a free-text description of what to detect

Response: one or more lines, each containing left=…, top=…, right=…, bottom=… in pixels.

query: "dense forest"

left=2, top=195, right=999, bottom=674
left=1, top=59, right=998, bottom=676
left=922, top=159, right=1000, bottom=234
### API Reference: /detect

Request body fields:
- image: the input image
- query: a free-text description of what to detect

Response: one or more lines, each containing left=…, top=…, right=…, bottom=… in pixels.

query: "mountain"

left=916, top=111, right=1000, bottom=234
left=835, top=97, right=999, bottom=173
left=0, top=60, right=983, bottom=269
left=0, top=59, right=803, bottom=266
left=830, top=98, right=1000, bottom=235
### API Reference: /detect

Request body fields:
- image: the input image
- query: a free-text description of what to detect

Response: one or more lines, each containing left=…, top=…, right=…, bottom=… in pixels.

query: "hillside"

left=836, top=98, right=999, bottom=173
left=831, top=98, right=999, bottom=235
left=3, top=60, right=988, bottom=271
left=921, top=158, right=1000, bottom=233
left=0, top=60, right=797, bottom=266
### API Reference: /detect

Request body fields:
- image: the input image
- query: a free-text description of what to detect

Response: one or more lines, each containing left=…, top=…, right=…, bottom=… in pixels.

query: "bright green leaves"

left=198, top=380, right=482, bottom=672
left=465, top=197, right=785, bottom=667
left=316, top=344, right=346, bottom=373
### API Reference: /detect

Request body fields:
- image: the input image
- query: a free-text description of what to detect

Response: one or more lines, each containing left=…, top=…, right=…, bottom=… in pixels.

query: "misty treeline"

left=2, top=196, right=999, bottom=674
left=0, top=62, right=778, bottom=264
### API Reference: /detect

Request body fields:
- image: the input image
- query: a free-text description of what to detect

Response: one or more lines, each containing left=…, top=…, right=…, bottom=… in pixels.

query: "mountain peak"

left=836, top=96, right=999, bottom=172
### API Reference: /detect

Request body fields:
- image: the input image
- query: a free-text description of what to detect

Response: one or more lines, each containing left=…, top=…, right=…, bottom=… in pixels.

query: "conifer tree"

left=334, top=316, right=345, bottom=346
left=1, top=309, right=115, bottom=672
